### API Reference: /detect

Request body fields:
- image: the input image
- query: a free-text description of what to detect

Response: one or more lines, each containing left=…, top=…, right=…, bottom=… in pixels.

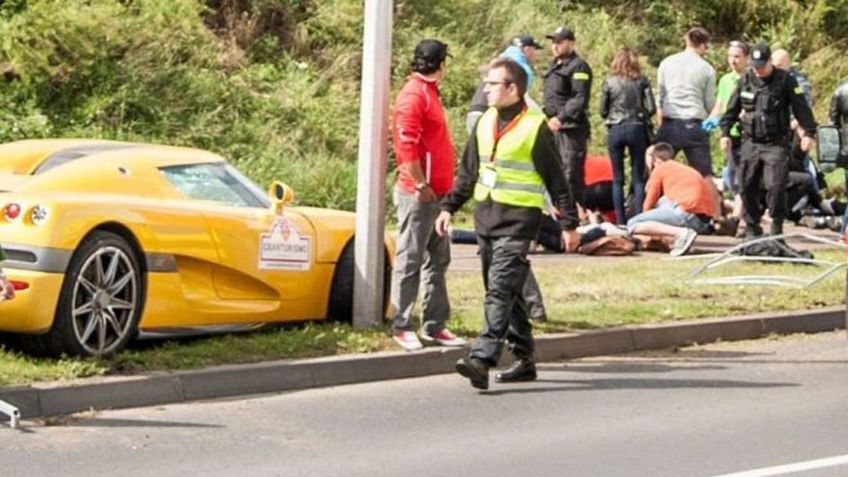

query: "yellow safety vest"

left=473, top=107, right=546, bottom=209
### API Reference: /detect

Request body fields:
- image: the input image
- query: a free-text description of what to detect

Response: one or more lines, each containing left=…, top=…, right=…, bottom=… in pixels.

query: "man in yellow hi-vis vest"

left=435, top=57, right=580, bottom=390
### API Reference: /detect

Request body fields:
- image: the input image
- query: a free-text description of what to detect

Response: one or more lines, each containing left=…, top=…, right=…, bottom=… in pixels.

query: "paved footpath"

left=3, top=332, right=847, bottom=477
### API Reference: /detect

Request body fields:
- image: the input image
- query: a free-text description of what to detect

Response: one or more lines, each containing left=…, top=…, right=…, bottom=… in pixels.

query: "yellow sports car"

left=0, top=139, right=391, bottom=357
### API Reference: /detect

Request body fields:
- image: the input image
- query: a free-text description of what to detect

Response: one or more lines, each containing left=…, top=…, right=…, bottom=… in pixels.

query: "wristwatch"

left=415, top=182, right=429, bottom=191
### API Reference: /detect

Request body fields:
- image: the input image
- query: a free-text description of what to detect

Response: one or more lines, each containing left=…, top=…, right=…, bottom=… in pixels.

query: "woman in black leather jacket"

left=600, top=47, right=656, bottom=224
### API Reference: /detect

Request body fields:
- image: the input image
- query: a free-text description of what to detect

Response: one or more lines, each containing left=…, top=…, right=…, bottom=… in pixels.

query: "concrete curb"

left=1, top=306, right=844, bottom=420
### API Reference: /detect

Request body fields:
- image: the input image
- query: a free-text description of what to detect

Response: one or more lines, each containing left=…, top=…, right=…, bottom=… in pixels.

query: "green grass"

left=1, top=250, right=844, bottom=387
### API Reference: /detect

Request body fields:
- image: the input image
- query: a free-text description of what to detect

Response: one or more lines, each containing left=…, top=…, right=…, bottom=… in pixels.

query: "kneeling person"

left=627, top=142, right=716, bottom=256
left=435, top=58, right=580, bottom=390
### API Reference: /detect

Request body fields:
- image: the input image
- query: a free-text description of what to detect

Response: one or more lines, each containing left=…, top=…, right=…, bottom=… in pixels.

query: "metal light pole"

left=352, top=0, right=392, bottom=328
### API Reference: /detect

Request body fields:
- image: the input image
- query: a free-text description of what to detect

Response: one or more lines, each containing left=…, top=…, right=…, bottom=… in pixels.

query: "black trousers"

left=554, top=127, right=589, bottom=205
left=470, top=235, right=534, bottom=366
left=739, top=140, right=789, bottom=231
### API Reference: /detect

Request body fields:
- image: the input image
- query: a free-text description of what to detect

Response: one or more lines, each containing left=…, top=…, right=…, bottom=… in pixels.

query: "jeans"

left=656, top=118, right=713, bottom=176
left=626, top=197, right=710, bottom=234
left=607, top=122, right=649, bottom=224
left=390, top=186, right=451, bottom=334
left=722, top=141, right=742, bottom=195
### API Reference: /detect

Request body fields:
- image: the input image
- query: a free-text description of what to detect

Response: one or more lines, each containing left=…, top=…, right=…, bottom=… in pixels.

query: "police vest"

left=738, top=70, right=791, bottom=142
left=473, top=107, right=546, bottom=209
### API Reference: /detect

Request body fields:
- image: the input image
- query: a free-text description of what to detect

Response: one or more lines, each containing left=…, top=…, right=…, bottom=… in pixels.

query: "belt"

left=662, top=117, right=702, bottom=123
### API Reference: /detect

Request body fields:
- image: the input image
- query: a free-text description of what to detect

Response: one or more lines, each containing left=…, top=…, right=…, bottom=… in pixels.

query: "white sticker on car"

left=258, top=217, right=312, bottom=271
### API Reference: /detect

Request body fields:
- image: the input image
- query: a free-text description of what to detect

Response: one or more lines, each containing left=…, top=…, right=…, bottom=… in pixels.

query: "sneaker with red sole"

left=419, top=328, right=467, bottom=347
left=393, top=331, right=423, bottom=351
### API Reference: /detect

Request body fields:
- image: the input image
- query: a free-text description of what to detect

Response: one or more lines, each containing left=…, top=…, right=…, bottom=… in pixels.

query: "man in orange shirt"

left=626, top=142, right=717, bottom=256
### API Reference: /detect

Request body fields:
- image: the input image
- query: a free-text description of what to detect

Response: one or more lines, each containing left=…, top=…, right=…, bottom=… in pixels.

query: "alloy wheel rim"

left=71, top=246, right=138, bottom=355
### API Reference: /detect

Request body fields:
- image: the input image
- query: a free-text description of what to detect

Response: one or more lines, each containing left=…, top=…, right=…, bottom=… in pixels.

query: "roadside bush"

left=1, top=0, right=846, bottom=210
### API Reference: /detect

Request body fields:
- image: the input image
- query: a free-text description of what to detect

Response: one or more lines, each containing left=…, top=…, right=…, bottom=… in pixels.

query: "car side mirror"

left=268, top=181, right=295, bottom=214
left=816, top=125, right=842, bottom=173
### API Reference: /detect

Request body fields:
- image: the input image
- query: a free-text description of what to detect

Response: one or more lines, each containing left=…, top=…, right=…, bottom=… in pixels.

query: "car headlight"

left=29, top=205, right=48, bottom=225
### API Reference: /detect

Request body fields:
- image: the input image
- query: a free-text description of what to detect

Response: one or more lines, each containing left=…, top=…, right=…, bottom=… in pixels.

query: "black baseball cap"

left=750, top=43, right=771, bottom=68
left=511, top=35, right=543, bottom=49
left=546, top=26, right=576, bottom=42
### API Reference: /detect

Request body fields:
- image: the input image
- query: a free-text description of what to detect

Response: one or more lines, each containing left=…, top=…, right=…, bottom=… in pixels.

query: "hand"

left=547, top=117, right=562, bottom=132
left=434, top=211, right=452, bottom=237
left=561, top=229, right=580, bottom=253
left=720, top=137, right=732, bottom=151
left=548, top=206, right=561, bottom=219
left=0, top=275, right=14, bottom=301
left=415, top=186, right=436, bottom=203
left=701, top=117, right=719, bottom=133
left=800, top=136, right=815, bottom=153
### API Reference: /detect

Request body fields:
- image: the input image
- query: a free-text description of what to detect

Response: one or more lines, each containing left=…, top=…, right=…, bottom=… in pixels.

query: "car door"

left=158, top=161, right=322, bottom=322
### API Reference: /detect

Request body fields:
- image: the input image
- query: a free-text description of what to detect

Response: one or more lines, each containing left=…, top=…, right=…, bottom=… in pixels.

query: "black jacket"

left=441, top=100, right=579, bottom=239
left=600, top=75, right=656, bottom=127
left=720, top=68, right=817, bottom=142
left=829, top=80, right=848, bottom=156
left=542, top=52, right=592, bottom=130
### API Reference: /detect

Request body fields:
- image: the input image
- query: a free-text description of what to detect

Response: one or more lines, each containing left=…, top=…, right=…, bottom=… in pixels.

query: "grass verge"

left=0, top=249, right=844, bottom=387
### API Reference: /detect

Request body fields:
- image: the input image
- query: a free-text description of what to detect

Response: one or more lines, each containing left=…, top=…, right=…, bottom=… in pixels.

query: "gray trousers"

left=390, top=186, right=451, bottom=334
left=470, top=235, right=534, bottom=366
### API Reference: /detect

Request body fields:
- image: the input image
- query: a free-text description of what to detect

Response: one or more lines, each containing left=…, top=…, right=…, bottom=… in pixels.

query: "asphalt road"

left=3, top=332, right=848, bottom=477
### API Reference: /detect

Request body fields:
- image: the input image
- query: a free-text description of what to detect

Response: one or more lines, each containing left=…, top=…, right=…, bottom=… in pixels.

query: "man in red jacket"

left=390, top=39, right=466, bottom=351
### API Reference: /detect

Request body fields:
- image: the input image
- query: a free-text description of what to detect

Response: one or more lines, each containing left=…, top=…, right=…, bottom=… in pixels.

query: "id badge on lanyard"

left=480, top=165, right=497, bottom=188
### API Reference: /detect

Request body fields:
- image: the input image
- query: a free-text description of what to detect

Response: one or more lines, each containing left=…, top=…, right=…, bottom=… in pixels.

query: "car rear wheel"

left=45, top=231, right=144, bottom=357
left=327, top=240, right=390, bottom=323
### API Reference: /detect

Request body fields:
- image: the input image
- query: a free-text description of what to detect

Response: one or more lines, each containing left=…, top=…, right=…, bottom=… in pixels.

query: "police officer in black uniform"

left=719, top=43, right=817, bottom=237
left=543, top=26, right=593, bottom=209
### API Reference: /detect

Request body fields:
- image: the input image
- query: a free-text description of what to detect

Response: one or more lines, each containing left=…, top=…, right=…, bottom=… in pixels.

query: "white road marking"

left=713, top=454, right=848, bottom=477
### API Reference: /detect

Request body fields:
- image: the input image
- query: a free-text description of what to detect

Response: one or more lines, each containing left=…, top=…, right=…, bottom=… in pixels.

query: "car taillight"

left=29, top=204, right=48, bottom=225
left=11, top=280, right=29, bottom=291
left=4, top=203, right=21, bottom=220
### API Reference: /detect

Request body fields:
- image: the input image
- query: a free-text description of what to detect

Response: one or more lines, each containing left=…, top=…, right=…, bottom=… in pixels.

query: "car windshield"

left=160, top=163, right=270, bottom=208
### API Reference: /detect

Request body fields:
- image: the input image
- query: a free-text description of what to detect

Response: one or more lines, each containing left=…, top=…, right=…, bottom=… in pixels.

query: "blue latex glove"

left=701, top=117, right=720, bottom=132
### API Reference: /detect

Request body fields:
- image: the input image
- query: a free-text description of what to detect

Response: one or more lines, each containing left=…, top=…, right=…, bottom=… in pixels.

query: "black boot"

left=744, top=222, right=763, bottom=238
left=495, top=359, right=537, bottom=383
left=455, top=357, right=489, bottom=390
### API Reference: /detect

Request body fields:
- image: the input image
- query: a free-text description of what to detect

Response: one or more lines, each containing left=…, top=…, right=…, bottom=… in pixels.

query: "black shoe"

left=455, top=357, right=489, bottom=390
left=495, top=359, right=537, bottom=383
